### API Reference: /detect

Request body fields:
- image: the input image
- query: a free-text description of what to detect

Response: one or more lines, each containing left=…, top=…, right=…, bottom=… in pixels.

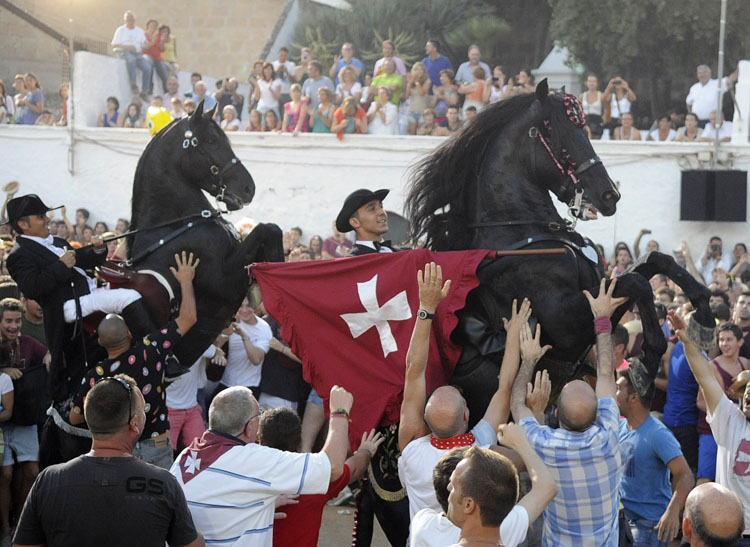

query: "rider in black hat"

left=335, top=188, right=396, bottom=256
left=5, top=195, right=155, bottom=409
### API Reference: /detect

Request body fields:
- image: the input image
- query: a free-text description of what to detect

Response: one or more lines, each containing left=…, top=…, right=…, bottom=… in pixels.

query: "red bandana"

left=430, top=432, right=476, bottom=450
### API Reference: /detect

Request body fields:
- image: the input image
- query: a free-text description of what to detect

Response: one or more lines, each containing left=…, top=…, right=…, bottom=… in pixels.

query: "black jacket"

left=7, top=236, right=107, bottom=400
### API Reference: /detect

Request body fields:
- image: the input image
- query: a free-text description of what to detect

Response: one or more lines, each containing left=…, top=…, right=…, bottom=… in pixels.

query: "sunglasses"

left=97, top=377, right=133, bottom=425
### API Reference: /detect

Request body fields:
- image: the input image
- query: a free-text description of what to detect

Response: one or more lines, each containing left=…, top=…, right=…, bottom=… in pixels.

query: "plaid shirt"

left=521, top=397, right=622, bottom=547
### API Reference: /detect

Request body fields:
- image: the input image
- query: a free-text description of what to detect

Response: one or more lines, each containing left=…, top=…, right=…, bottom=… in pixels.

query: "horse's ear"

left=204, top=103, right=218, bottom=120
left=191, top=100, right=205, bottom=125
left=536, top=78, right=549, bottom=103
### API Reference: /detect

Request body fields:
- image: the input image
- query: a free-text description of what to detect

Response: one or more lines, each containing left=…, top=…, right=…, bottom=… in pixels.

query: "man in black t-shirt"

left=14, top=373, right=203, bottom=547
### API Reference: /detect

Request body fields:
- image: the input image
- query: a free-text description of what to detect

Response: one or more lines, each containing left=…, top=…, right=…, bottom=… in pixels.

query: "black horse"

left=405, top=79, right=715, bottom=424
left=127, top=100, right=283, bottom=368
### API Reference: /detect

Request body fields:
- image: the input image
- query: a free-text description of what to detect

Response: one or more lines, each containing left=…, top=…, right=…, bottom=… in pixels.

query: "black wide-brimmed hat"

left=5, top=194, right=62, bottom=225
left=335, top=188, right=389, bottom=233
left=625, top=358, right=653, bottom=399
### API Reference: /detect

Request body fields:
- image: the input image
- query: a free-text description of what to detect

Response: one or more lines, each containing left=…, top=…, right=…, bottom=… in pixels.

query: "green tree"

left=549, top=0, right=750, bottom=118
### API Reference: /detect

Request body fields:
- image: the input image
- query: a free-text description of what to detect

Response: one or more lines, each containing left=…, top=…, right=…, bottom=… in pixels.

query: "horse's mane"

left=406, top=91, right=569, bottom=250
left=129, top=117, right=183, bottom=233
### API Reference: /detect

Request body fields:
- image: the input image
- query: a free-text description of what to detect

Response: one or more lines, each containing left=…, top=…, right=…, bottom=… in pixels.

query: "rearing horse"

left=128, top=101, right=283, bottom=368
left=406, top=79, right=715, bottom=422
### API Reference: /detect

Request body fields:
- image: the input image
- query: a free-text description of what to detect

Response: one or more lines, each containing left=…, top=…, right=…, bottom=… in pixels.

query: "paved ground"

left=318, top=504, right=389, bottom=546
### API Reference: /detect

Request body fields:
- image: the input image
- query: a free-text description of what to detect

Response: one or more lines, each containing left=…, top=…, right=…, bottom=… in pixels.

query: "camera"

left=492, top=76, right=499, bottom=82
left=613, top=78, right=622, bottom=85
left=711, top=244, right=720, bottom=253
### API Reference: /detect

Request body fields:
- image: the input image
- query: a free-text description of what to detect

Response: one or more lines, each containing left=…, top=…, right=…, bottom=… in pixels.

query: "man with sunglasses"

left=13, top=374, right=204, bottom=547
left=69, top=252, right=199, bottom=469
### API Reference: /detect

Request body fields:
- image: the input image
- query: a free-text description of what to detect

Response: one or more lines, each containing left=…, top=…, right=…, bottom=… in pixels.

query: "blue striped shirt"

left=521, top=397, right=622, bottom=547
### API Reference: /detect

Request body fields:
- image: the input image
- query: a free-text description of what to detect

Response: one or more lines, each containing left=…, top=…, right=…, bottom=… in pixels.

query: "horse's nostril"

left=603, top=191, right=615, bottom=202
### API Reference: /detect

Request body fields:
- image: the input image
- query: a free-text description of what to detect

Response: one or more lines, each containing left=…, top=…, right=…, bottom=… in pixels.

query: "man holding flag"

left=335, top=188, right=397, bottom=256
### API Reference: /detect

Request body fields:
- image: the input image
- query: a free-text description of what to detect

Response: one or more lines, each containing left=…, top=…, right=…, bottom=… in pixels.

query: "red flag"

left=252, top=249, right=491, bottom=446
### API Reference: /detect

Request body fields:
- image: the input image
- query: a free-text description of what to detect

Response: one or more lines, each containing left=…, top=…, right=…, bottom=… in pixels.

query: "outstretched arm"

left=397, top=262, right=452, bottom=452
left=497, top=422, right=557, bottom=524
left=583, top=277, right=628, bottom=400
left=482, top=298, right=531, bottom=429
left=345, top=429, right=385, bottom=482
left=321, top=386, right=353, bottom=481
left=170, top=251, right=199, bottom=335
left=510, top=323, right=551, bottom=421
left=668, top=311, right=724, bottom=414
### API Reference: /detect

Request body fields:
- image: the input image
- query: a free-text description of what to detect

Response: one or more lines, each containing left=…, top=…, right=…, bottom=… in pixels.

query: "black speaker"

left=714, top=170, right=747, bottom=221
left=680, top=171, right=714, bottom=221
left=680, top=170, right=747, bottom=221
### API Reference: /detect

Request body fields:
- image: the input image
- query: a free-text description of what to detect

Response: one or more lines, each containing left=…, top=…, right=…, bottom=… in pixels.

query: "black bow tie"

left=373, top=240, right=392, bottom=251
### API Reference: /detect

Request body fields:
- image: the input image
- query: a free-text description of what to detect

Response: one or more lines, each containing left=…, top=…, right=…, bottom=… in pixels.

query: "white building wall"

left=0, top=125, right=747, bottom=259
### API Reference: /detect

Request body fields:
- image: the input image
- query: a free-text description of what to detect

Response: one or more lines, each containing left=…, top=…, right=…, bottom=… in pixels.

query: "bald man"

left=682, top=483, right=745, bottom=546
left=69, top=252, right=199, bottom=469
left=512, top=278, right=627, bottom=547
left=398, top=263, right=529, bottom=521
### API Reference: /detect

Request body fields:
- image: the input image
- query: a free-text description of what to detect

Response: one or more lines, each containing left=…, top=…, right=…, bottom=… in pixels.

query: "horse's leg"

left=231, top=223, right=284, bottom=272
left=630, top=251, right=715, bottom=349
left=609, top=272, right=668, bottom=378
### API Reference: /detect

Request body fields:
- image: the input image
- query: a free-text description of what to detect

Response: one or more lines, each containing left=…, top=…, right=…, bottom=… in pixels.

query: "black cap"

left=335, top=188, right=389, bottom=233
left=5, top=194, right=62, bottom=225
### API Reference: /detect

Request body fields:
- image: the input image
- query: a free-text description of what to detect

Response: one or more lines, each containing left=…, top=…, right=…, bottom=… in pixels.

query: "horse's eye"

left=207, top=137, right=216, bottom=144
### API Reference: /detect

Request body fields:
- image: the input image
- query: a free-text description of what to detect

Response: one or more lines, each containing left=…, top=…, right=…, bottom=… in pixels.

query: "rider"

left=335, top=188, right=396, bottom=256
left=5, top=194, right=156, bottom=405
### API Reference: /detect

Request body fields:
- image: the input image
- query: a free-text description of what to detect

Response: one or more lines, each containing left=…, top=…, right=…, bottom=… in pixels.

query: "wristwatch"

left=417, top=309, right=435, bottom=320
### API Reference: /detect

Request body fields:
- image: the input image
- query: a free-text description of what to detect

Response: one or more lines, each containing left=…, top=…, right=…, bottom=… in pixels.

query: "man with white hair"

left=111, top=11, right=153, bottom=98
left=685, top=64, right=737, bottom=128
left=170, top=384, right=351, bottom=546
left=455, top=45, right=491, bottom=85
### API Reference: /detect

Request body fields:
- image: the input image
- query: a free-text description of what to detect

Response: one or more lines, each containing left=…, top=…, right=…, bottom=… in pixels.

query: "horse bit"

left=529, top=94, right=601, bottom=226
left=181, top=119, right=242, bottom=210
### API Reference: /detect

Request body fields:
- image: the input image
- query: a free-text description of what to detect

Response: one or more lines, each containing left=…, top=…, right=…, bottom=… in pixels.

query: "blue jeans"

left=133, top=433, right=173, bottom=469
left=629, top=518, right=664, bottom=547
left=150, top=58, right=169, bottom=94
left=121, top=51, right=153, bottom=92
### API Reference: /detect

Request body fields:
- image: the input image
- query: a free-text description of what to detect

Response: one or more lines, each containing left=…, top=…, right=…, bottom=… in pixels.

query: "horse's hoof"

left=164, top=354, right=190, bottom=383
left=687, top=315, right=716, bottom=351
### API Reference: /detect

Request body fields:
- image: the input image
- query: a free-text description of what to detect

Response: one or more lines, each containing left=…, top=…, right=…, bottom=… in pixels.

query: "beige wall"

left=0, top=0, right=284, bottom=109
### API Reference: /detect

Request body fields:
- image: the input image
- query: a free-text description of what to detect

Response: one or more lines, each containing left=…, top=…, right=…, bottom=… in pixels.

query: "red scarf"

left=430, top=432, right=475, bottom=450
left=178, top=430, right=244, bottom=483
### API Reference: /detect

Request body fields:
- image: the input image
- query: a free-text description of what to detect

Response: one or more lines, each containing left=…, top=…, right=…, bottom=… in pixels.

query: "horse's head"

left=532, top=79, right=620, bottom=218
left=182, top=101, right=255, bottom=210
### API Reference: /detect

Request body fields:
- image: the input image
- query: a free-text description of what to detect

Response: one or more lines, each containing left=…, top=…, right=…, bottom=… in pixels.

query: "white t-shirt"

left=166, top=346, right=214, bottom=409
left=648, top=128, right=677, bottom=142
left=0, top=373, right=13, bottom=398
left=171, top=443, right=331, bottom=547
left=686, top=77, right=729, bottom=120
left=335, top=81, right=362, bottom=100
left=256, top=79, right=282, bottom=110
left=111, top=24, right=147, bottom=53
left=412, top=505, right=529, bottom=547
left=367, top=101, right=399, bottom=135
left=701, top=121, right=733, bottom=141
left=398, top=419, right=496, bottom=520
left=222, top=317, right=272, bottom=388
left=221, top=118, right=240, bottom=131
left=271, top=60, right=296, bottom=94
left=706, top=395, right=750, bottom=529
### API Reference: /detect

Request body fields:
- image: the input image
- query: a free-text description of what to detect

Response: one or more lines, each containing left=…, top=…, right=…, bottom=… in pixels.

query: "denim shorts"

left=1, top=424, right=39, bottom=465
left=407, top=112, right=424, bottom=124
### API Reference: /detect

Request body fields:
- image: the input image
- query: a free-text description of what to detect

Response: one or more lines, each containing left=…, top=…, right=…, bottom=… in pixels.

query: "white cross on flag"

left=252, top=249, right=490, bottom=446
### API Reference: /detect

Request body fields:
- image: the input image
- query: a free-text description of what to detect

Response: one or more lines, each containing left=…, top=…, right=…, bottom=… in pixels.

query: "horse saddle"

left=82, top=261, right=175, bottom=335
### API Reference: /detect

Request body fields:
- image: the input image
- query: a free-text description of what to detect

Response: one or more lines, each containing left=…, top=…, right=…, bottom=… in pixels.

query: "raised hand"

left=583, top=277, right=628, bottom=319
left=358, top=429, right=385, bottom=457
left=169, top=251, right=200, bottom=284
left=526, top=369, right=551, bottom=417
left=417, top=262, right=452, bottom=313
left=520, top=322, right=551, bottom=365
left=502, top=297, right=531, bottom=334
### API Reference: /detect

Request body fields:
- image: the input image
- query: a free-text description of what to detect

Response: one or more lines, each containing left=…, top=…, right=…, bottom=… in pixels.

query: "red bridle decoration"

left=564, top=94, right=587, bottom=128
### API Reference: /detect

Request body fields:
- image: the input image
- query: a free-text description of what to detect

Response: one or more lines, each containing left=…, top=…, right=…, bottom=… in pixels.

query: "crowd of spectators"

left=0, top=177, right=748, bottom=544
left=3, top=10, right=740, bottom=144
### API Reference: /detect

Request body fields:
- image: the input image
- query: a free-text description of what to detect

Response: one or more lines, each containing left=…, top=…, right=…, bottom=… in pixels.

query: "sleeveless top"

left=582, top=91, right=603, bottom=116
left=103, top=111, right=119, bottom=127
left=408, top=83, right=429, bottom=114
left=617, top=127, right=638, bottom=141
left=466, top=80, right=485, bottom=103
left=284, top=101, right=307, bottom=132
left=697, top=357, right=747, bottom=434
left=610, top=94, right=632, bottom=118
left=312, top=104, right=332, bottom=133
left=162, top=37, right=177, bottom=63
